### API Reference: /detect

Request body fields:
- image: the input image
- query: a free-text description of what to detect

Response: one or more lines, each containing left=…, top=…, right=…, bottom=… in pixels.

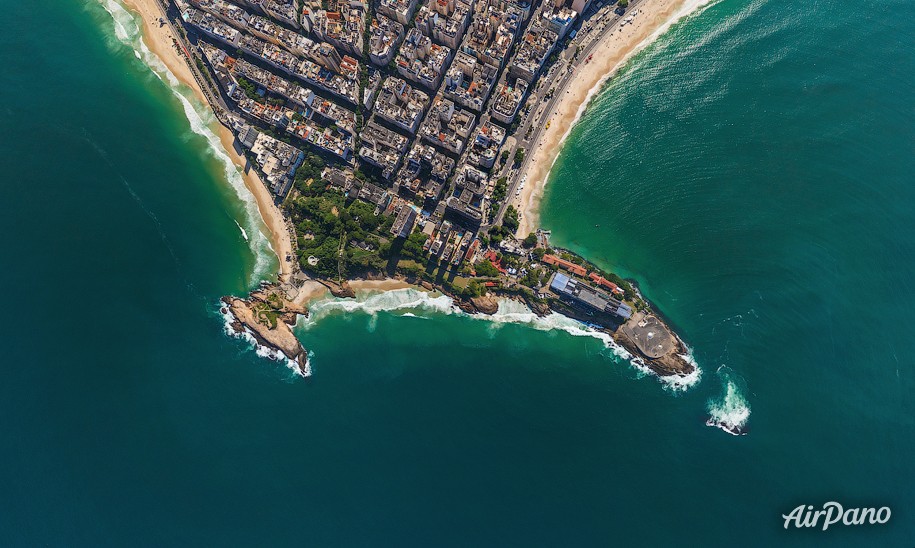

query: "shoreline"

left=119, top=0, right=700, bottom=385
left=274, top=276, right=700, bottom=388
left=120, top=0, right=296, bottom=281
left=515, top=0, right=710, bottom=236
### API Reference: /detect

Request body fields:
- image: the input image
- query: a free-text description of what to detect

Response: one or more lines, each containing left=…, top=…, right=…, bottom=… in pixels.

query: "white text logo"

left=782, top=502, right=890, bottom=530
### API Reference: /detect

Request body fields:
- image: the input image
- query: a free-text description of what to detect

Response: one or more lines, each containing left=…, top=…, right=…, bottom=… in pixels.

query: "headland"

left=122, top=0, right=699, bottom=382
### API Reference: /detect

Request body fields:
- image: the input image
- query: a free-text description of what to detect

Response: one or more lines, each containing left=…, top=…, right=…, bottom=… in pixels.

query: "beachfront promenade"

left=151, top=0, right=234, bottom=124
left=131, top=0, right=699, bottom=381
left=154, top=0, right=660, bottom=246
left=489, top=0, right=651, bottom=231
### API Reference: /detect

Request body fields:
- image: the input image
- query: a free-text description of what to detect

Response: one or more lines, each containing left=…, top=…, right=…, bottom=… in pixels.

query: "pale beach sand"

left=515, top=0, right=706, bottom=236
left=123, top=0, right=704, bottom=301
left=121, top=0, right=297, bottom=281
left=290, top=279, right=330, bottom=306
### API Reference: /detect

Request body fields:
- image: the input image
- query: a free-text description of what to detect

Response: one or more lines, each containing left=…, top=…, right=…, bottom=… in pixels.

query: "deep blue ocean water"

left=0, top=0, right=912, bottom=545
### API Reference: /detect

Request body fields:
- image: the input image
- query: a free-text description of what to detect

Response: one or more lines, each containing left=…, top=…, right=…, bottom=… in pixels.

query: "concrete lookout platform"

left=618, top=312, right=675, bottom=359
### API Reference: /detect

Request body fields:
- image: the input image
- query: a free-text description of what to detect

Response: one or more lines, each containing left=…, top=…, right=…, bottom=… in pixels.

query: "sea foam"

left=219, top=305, right=311, bottom=378
left=302, top=288, right=701, bottom=391
left=97, top=0, right=703, bottom=393
left=706, top=367, right=750, bottom=435
left=96, top=0, right=276, bottom=285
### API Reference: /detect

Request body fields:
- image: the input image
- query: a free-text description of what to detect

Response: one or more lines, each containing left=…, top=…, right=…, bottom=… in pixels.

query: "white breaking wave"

left=399, top=312, right=429, bottom=319
left=219, top=305, right=311, bottom=378
left=234, top=220, right=249, bottom=242
left=303, top=288, right=701, bottom=391
left=481, top=299, right=701, bottom=391
left=668, top=350, right=703, bottom=390
left=706, top=367, right=750, bottom=435
left=96, top=0, right=275, bottom=285
left=301, top=288, right=456, bottom=327
left=96, top=0, right=704, bottom=393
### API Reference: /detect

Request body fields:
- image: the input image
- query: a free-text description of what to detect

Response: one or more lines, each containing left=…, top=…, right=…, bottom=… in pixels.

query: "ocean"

left=0, top=0, right=912, bottom=545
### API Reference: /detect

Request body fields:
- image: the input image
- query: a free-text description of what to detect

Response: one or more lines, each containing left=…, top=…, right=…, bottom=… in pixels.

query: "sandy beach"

left=122, top=1, right=426, bottom=302
left=290, top=279, right=329, bottom=306
left=121, top=0, right=297, bottom=281
left=124, top=0, right=697, bottom=292
left=515, top=0, right=701, bottom=236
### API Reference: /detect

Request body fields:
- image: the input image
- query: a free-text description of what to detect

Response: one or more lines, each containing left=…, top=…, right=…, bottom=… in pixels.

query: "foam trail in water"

left=96, top=0, right=275, bottom=285
left=706, top=366, right=750, bottom=435
left=303, top=288, right=701, bottom=391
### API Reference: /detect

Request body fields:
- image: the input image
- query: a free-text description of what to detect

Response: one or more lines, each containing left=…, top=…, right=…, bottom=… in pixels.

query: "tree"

left=501, top=254, right=520, bottom=269
left=399, top=262, right=425, bottom=278
left=522, top=233, right=537, bottom=248
left=236, top=77, right=262, bottom=102
left=401, top=230, right=428, bottom=261
left=474, top=260, right=500, bottom=277
left=510, top=118, right=521, bottom=134
left=618, top=0, right=629, bottom=7
left=514, top=148, right=526, bottom=165
left=465, top=280, right=485, bottom=297
left=491, top=176, right=508, bottom=203
left=503, top=205, right=520, bottom=233
left=521, top=267, right=543, bottom=288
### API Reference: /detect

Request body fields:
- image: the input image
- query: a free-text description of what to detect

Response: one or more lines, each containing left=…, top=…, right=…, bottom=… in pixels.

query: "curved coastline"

left=515, top=0, right=718, bottom=236
left=115, top=0, right=296, bottom=281
left=113, top=0, right=701, bottom=388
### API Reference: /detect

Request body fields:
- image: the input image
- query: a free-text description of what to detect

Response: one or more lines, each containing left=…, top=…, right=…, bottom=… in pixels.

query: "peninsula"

left=127, top=0, right=697, bottom=381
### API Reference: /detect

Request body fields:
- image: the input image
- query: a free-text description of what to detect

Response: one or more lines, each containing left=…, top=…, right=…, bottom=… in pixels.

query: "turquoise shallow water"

left=0, top=0, right=913, bottom=545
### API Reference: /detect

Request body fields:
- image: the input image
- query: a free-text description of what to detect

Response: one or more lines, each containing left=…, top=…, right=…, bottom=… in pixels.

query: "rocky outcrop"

left=470, top=296, right=499, bottom=315
left=221, top=283, right=310, bottom=376
left=221, top=275, right=695, bottom=383
left=327, top=281, right=356, bottom=298
left=456, top=299, right=477, bottom=314
left=520, top=295, right=551, bottom=317
left=613, top=311, right=695, bottom=377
